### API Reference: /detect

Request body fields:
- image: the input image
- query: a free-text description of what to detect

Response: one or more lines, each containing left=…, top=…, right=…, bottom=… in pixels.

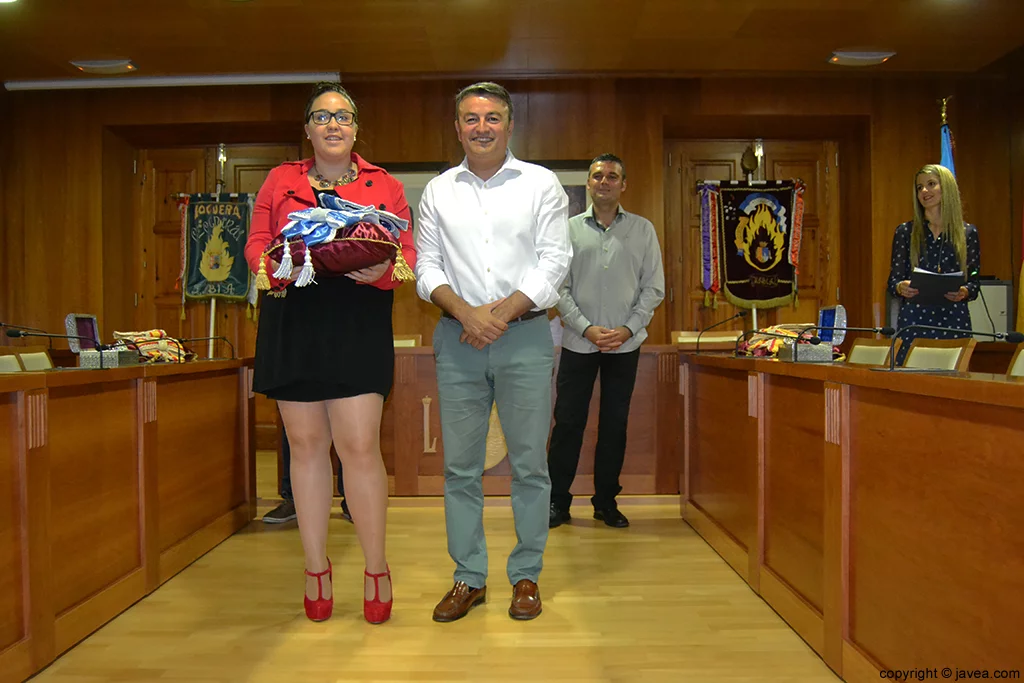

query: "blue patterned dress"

left=887, top=221, right=980, bottom=365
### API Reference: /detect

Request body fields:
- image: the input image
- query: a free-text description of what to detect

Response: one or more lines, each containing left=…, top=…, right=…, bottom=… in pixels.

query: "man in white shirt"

left=548, top=153, right=665, bottom=530
left=415, top=82, right=571, bottom=623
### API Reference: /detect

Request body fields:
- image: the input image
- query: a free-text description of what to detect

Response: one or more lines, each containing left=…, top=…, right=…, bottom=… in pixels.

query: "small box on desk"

left=80, top=348, right=141, bottom=369
left=777, top=341, right=834, bottom=363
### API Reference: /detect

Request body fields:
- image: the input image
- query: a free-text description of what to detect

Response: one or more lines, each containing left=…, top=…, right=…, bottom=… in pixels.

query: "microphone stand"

left=177, top=336, right=235, bottom=360
left=0, top=322, right=54, bottom=348
left=695, top=310, right=747, bottom=354
left=4, top=330, right=106, bottom=369
left=887, top=325, right=1024, bottom=371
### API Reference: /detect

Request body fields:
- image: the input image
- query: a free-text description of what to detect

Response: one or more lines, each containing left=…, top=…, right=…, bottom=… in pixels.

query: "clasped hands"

left=897, top=280, right=968, bottom=302
left=584, top=325, right=632, bottom=352
left=458, top=298, right=509, bottom=350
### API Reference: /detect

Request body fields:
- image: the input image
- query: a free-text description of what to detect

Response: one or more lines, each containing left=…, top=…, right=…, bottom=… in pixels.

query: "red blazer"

left=244, top=154, right=416, bottom=291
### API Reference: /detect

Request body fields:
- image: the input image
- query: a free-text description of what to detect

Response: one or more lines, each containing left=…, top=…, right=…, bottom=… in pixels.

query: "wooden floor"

left=29, top=487, right=840, bottom=683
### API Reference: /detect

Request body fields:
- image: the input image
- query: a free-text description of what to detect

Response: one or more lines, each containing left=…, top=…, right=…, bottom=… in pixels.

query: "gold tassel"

left=391, top=247, right=415, bottom=282
left=180, top=304, right=186, bottom=321
left=704, top=290, right=710, bottom=308
left=255, top=255, right=271, bottom=290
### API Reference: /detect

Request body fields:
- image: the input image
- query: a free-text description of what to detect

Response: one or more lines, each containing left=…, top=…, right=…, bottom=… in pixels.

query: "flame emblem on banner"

left=199, top=219, right=235, bottom=282
left=734, top=202, right=785, bottom=272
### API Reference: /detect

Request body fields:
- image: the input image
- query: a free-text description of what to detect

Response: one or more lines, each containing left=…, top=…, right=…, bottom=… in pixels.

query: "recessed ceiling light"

left=69, top=59, right=137, bottom=74
left=828, top=49, right=896, bottom=67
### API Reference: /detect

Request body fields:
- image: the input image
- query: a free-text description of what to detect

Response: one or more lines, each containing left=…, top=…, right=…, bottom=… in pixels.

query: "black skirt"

left=252, top=273, right=395, bottom=402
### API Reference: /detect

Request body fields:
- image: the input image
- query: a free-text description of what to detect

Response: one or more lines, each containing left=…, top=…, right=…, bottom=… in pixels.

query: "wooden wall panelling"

left=0, top=75, right=1019, bottom=351
left=616, top=80, right=669, bottom=345
left=868, top=79, right=943, bottom=318
left=0, top=87, right=11, bottom=331
left=1013, top=86, right=1024, bottom=310
left=837, top=120, right=873, bottom=337
left=101, top=129, right=138, bottom=337
left=951, top=79, right=1014, bottom=282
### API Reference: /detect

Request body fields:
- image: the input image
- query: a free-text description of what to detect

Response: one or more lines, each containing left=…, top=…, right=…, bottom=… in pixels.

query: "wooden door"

left=665, top=139, right=839, bottom=334
left=135, top=148, right=207, bottom=336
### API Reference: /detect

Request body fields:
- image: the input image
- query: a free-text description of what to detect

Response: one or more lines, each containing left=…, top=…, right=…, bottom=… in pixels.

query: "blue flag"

left=941, top=123, right=956, bottom=177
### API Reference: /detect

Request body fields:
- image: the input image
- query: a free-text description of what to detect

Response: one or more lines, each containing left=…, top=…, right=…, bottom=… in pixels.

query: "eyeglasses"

left=308, top=109, right=356, bottom=126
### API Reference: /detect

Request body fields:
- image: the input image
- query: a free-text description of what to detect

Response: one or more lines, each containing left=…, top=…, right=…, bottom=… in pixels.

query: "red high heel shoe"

left=364, top=566, right=392, bottom=624
left=304, top=559, right=333, bottom=622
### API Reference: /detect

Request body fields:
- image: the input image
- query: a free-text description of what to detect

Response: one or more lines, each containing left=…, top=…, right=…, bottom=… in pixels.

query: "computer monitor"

left=63, top=313, right=100, bottom=353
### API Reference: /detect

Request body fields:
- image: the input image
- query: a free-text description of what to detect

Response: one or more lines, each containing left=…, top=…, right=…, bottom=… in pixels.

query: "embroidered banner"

left=698, top=182, right=722, bottom=308
left=181, top=194, right=254, bottom=301
left=701, top=180, right=805, bottom=309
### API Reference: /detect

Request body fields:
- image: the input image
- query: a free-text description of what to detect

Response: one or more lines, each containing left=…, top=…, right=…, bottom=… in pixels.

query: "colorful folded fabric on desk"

left=255, top=193, right=414, bottom=291
left=112, top=329, right=192, bottom=363
left=736, top=323, right=842, bottom=360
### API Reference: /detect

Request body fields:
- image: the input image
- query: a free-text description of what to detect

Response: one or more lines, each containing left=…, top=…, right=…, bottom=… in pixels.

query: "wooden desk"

left=0, top=360, right=255, bottom=683
left=371, top=345, right=681, bottom=496
left=679, top=353, right=1024, bottom=680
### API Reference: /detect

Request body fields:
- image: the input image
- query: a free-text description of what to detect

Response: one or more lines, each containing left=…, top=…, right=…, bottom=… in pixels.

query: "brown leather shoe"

left=432, top=581, right=486, bottom=622
left=508, top=579, right=542, bottom=620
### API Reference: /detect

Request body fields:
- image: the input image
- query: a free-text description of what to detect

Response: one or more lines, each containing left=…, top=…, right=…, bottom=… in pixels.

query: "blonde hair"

left=911, top=164, right=967, bottom=273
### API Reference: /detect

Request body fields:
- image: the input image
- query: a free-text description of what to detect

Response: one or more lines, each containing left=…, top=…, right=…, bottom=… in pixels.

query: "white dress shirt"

left=415, top=152, right=572, bottom=311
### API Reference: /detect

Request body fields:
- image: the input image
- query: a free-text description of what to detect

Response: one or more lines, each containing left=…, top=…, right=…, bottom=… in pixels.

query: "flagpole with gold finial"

left=940, top=96, right=956, bottom=176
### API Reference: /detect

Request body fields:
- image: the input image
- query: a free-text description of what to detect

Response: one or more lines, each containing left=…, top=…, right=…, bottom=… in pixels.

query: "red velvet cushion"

left=265, top=221, right=399, bottom=277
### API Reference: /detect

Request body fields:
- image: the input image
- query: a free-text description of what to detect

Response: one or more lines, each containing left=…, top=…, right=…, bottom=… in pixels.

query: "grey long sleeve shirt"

left=556, top=205, right=665, bottom=354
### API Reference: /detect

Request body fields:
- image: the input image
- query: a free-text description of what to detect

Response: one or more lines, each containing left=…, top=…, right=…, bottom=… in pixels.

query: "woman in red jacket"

left=245, top=82, right=415, bottom=625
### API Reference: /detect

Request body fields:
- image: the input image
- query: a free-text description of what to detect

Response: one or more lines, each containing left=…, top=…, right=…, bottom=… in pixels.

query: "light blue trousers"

left=432, top=315, right=554, bottom=588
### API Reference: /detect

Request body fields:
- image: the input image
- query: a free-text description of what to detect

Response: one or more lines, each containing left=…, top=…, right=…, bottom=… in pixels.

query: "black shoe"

left=594, top=507, right=629, bottom=528
left=549, top=503, right=571, bottom=528
left=340, top=498, right=352, bottom=523
left=262, top=500, right=296, bottom=524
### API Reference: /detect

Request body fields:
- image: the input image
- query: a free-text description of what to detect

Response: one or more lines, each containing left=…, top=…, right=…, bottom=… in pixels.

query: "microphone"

left=695, top=310, right=747, bottom=354
left=0, top=322, right=54, bottom=347
left=887, top=324, right=1024, bottom=371
left=4, top=328, right=107, bottom=369
left=177, top=336, right=235, bottom=359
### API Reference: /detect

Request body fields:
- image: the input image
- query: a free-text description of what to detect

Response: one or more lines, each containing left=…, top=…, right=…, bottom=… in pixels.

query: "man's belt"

left=443, top=309, right=547, bottom=324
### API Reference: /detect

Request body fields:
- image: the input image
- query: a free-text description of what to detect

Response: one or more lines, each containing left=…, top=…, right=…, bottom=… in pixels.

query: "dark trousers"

left=280, top=423, right=345, bottom=501
left=547, top=347, right=640, bottom=511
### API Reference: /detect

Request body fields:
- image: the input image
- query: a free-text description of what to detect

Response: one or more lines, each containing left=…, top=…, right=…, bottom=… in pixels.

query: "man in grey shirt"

left=547, top=153, right=665, bottom=529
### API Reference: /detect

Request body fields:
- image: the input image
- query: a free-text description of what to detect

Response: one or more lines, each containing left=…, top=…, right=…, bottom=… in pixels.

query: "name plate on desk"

left=80, top=348, right=141, bottom=369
